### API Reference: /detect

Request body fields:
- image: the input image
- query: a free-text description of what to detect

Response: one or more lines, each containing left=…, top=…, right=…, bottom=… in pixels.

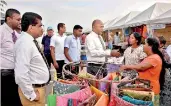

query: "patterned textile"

left=56, top=87, right=92, bottom=106
left=78, top=94, right=97, bottom=106
left=109, top=94, right=135, bottom=106
left=53, top=81, right=80, bottom=95
left=106, top=64, right=120, bottom=73
left=160, top=68, right=171, bottom=106
left=120, top=90, right=154, bottom=101
left=67, top=98, right=79, bottom=106
left=122, top=96, right=153, bottom=106
left=124, top=45, right=147, bottom=65
left=121, top=70, right=138, bottom=79
left=154, top=95, right=159, bottom=106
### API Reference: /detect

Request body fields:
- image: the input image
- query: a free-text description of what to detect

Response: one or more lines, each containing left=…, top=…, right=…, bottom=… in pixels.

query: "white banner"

left=150, top=24, right=166, bottom=29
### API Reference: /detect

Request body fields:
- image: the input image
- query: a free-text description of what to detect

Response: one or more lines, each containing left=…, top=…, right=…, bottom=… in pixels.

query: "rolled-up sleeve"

left=50, top=36, right=56, bottom=47
left=64, top=36, right=70, bottom=48
left=14, top=44, right=36, bottom=101
left=86, top=36, right=111, bottom=57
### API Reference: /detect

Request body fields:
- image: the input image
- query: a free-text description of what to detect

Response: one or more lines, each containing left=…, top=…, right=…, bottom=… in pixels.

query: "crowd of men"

left=0, top=8, right=120, bottom=106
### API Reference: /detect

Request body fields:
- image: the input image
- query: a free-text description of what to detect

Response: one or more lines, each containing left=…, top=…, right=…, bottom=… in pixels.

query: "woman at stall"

left=120, top=37, right=165, bottom=106
left=124, top=32, right=146, bottom=65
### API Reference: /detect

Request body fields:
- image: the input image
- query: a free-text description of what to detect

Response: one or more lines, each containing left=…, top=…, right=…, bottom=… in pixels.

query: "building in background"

left=0, top=0, right=7, bottom=25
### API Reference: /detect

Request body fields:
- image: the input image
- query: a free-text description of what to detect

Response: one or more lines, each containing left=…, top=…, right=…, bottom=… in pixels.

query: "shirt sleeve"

left=14, top=43, right=36, bottom=101
left=64, top=36, right=70, bottom=48
left=85, top=36, right=111, bottom=57
left=142, top=58, right=158, bottom=75
left=50, top=36, right=55, bottom=47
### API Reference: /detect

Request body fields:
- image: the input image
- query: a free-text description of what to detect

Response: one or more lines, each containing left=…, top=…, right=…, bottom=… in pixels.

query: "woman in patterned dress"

left=157, top=36, right=171, bottom=106
left=124, top=32, right=147, bottom=65
left=121, top=38, right=166, bottom=106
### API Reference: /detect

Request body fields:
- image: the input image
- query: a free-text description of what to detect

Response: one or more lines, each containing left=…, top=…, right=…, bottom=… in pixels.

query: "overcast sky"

left=5, top=0, right=171, bottom=32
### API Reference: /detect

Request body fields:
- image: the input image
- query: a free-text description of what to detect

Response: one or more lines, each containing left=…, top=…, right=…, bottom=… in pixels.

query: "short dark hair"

left=158, top=36, right=166, bottom=45
left=57, top=23, right=65, bottom=31
left=5, top=8, right=20, bottom=22
left=116, top=32, right=119, bottom=35
left=73, top=25, right=83, bottom=31
left=21, top=12, right=42, bottom=32
left=132, top=32, right=142, bottom=45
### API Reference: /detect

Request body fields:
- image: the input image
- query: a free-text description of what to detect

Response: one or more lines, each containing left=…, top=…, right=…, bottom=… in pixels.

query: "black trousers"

left=56, top=60, right=65, bottom=79
left=1, top=69, right=22, bottom=106
left=45, top=54, right=52, bottom=67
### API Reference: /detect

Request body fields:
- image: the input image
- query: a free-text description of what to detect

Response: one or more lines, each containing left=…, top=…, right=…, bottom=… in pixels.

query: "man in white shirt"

left=64, top=25, right=82, bottom=63
left=50, top=23, right=66, bottom=79
left=114, top=32, right=120, bottom=45
left=0, top=9, right=22, bottom=106
left=85, top=19, right=120, bottom=76
left=64, top=25, right=82, bottom=76
left=14, top=12, right=50, bottom=106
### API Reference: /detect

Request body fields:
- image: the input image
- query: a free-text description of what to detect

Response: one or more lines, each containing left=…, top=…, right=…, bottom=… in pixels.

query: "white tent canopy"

left=104, top=16, right=123, bottom=30
left=151, top=9, right=171, bottom=24
left=110, top=11, right=140, bottom=29
left=83, top=28, right=92, bottom=33
left=126, top=3, right=171, bottom=27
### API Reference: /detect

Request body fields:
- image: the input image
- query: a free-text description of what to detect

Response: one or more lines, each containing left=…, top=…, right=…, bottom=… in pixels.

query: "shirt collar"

left=23, top=32, right=34, bottom=41
left=4, top=23, right=14, bottom=34
left=91, top=31, right=99, bottom=38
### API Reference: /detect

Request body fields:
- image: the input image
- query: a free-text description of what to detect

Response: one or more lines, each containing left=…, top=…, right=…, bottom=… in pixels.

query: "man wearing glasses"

left=14, top=12, right=50, bottom=106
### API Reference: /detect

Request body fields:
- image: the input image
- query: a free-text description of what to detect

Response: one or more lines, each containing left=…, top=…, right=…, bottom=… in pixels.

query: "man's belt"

left=32, top=83, right=47, bottom=88
left=1, top=69, right=14, bottom=76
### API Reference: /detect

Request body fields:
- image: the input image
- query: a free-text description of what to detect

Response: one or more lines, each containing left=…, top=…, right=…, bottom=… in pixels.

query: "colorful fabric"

left=78, top=94, right=97, bottom=106
left=107, top=64, right=120, bottom=73
left=67, top=98, right=79, bottom=106
left=90, top=85, right=105, bottom=100
left=154, top=95, right=160, bottom=106
left=139, top=54, right=162, bottom=94
left=120, top=90, right=153, bottom=101
left=47, top=94, right=56, bottom=106
left=142, top=25, right=148, bottom=39
left=122, top=96, right=153, bottom=106
left=99, top=74, right=111, bottom=92
left=53, top=81, right=80, bottom=95
left=95, top=94, right=109, bottom=106
left=109, top=94, right=135, bottom=106
left=56, top=87, right=92, bottom=106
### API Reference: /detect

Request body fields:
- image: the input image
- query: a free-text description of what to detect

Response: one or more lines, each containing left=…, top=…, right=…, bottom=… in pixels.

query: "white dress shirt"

left=64, top=35, right=81, bottom=63
left=0, top=23, right=15, bottom=69
left=14, top=32, right=49, bottom=101
left=166, top=45, right=171, bottom=62
left=50, top=34, right=66, bottom=60
left=85, top=31, right=111, bottom=62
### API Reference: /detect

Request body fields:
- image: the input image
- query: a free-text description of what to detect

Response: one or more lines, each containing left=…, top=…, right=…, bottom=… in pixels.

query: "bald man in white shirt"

left=85, top=19, right=120, bottom=76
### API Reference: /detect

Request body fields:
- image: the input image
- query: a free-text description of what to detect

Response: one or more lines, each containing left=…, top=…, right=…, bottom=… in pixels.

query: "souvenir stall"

left=47, top=55, right=155, bottom=106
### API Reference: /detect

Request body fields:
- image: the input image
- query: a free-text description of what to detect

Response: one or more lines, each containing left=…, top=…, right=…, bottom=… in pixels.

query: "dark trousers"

left=1, top=69, right=22, bottom=106
left=56, top=60, right=65, bottom=79
left=45, top=54, right=52, bottom=67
